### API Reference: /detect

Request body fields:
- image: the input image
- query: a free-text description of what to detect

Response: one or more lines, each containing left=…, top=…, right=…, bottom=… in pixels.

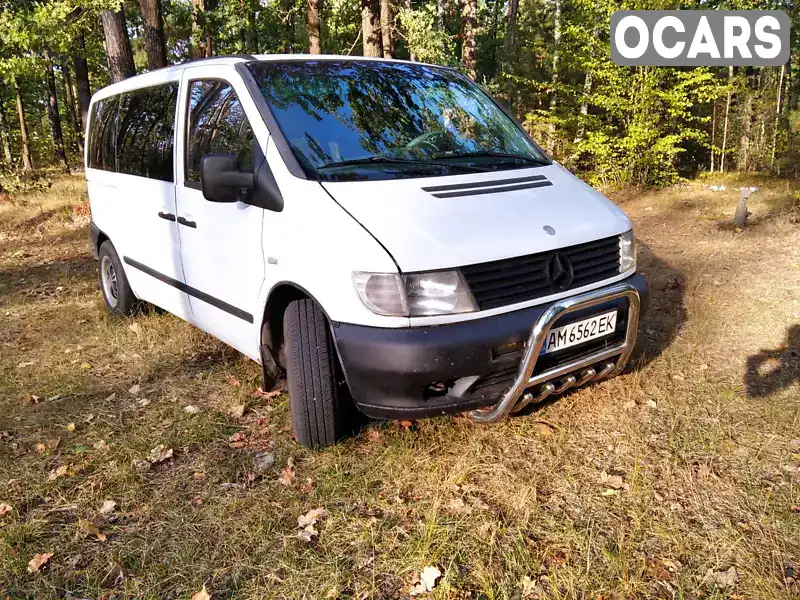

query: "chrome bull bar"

left=469, top=282, right=641, bottom=423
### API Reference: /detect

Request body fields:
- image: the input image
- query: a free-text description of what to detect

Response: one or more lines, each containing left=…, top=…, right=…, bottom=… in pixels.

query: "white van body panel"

left=85, top=69, right=192, bottom=320
left=321, top=163, right=631, bottom=273
left=256, top=134, right=407, bottom=330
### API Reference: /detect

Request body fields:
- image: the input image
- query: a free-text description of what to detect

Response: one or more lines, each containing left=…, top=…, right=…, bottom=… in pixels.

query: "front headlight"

left=353, top=270, right=478, bottom=317
left=619, top=230, right=636, bottom=273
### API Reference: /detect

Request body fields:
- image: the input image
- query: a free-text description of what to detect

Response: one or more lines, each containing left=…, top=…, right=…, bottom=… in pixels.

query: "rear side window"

left=87, top=96, right=119, bottom=171
left=185, top=80, right=254, bottom=184
left=117, top=83, right=178, bottom=182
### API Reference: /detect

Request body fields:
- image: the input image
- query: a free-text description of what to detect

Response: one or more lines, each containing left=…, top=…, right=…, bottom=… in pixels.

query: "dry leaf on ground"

left=705, top=566, right=739, bottom=590
left=191, top=585, right=211, bottom=600
left=252, top=451, right=275, bottom=473
left=65, top=423, right=75, bottom=433
left=229, top=403, right=246, bottom=418
left=48, top=465, right=69, bottom=480
left=148, top=444, right=173, bottom=464
left=0, top=503, right=12, bottom=517
left=128, top=384, right=140, bottom=395
left=184, top=405, right=201, bottom=414
left=27, top=552, right=52, bottom=573
left=279, top=459, right=295, bottom=486
left=297, top=507, right=326, bottom=542
left=253, top=387, right=283, bottom=399
left=599, top=471, right=626, bottom=490
left=98, top=500, right=117, bottom=515
left=77, top=519, right=107, bottom=542
left=227, top=374, right=241, bottom=387
left=410, top=565, right=442, bottom=595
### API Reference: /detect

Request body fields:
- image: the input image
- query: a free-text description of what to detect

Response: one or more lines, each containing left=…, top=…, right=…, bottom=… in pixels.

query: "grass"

left=1, top=172, right=799, bottom=599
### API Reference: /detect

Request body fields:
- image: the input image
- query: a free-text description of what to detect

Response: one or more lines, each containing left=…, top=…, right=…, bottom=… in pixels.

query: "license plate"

left=540, top=311, right=617, bottom=355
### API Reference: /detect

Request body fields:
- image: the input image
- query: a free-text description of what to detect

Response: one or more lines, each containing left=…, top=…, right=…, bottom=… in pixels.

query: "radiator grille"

left=461, top=235, right=621, bottom=310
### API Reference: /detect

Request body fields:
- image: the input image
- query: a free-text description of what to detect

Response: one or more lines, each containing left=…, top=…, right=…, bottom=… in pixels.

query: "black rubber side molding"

left=123, top=256, right=253, bottom=323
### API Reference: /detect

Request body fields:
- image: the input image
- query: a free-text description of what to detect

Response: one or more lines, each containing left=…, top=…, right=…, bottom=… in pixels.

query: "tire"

left=98, top=240, right=138, bottom=316
left=284, top=298, right=353, bottom=447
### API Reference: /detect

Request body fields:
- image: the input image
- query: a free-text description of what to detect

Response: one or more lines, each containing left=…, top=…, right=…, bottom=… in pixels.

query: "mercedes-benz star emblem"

left=547, top=253, right=574, bottom=289
left=543, top=225, right=556, bottom=235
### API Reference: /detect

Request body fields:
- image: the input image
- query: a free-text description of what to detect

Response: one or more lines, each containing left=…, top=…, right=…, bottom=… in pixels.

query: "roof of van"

left=90, top=54, right=441, bottom=101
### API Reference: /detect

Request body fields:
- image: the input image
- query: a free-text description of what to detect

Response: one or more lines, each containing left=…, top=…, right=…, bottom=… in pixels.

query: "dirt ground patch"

left=1, top=174, right=799, bottom=599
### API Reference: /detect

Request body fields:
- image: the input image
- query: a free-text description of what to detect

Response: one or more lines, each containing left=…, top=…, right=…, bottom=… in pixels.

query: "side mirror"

left=200, top=154, right=254, bottom=203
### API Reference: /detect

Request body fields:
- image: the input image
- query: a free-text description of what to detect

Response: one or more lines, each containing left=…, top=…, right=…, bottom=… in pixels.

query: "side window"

left=117, top=83, right=178, bottom=182
left=186, top=80, right=254, bottom=184
left=88, top=96, right=119, bottom=172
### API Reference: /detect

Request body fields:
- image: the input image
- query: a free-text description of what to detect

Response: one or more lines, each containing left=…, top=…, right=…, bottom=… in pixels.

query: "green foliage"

left=0, top=0, right=797, bottom=184
left=397, top=4, right=456, bottom=66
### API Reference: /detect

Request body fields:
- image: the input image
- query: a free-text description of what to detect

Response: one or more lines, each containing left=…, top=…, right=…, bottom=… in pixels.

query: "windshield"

left=246, top=60, right=550, bottom=181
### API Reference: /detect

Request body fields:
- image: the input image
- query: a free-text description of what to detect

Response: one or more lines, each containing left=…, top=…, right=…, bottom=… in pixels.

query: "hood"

left=321, top=164, right=631, bottom=273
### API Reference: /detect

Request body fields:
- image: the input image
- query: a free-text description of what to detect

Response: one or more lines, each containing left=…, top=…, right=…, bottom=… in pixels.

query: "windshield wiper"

left=431, top=151, right=551, bottom=166
left=317, top=156, right=490, bottom=172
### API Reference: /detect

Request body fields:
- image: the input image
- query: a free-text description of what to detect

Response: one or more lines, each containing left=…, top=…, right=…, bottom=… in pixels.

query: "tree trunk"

left=505, top=0, right=518, bottom=65
left=247, top=9, right=259, bottom=53
left=738, top=75, right=753, bottom=172
left=191, top=0, right=214, bottom=57
left=548, top=0, right=561, bottom=139
left=45, top=51, right=70, bottom=173
left=709, top=101, right=716, bottom=172
left=771, top=63, right=785, bottom=169
left=139, top=0, right=168, bottom=70
left=282, top=0, right=295, bottom=52
left=733, top=187, right=755, bottom=231
left=380, top=0, right=395, bottom=58
left=61, top=62, right=83, bottom=156
left=101, top=8, right=136, bottom=82
left=307, top=0, right=322, bottom=54
left=362, top=0, right=382, bottom=57
left=720, top=66, right=734, bottom=173
left=73, top=35, right=91, bottom=133
left=0, top=85, right=13, bottom=165
left=437, top=0, right=445, bottom=30
left=574, top=20, right=599, bottom=145
left=13, top=76, right=32, bottom=170
left=461, top=0, right=477, bottom=79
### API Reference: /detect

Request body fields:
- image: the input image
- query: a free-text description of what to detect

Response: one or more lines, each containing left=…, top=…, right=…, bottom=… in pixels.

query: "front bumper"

left=332, top=273, right=648, bottom=420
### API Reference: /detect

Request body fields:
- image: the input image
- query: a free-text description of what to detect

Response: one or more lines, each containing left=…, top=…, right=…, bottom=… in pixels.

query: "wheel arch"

left=260, top=281, right=332, bottom=381
left=91, top=222, right=110, bottom=259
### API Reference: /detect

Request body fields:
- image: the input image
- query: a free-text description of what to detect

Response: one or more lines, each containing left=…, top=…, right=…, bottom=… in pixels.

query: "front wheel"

left=284, top=298, right=354, bottom=447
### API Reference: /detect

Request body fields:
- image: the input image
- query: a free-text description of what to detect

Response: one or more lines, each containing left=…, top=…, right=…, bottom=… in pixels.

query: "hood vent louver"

left=422, top=174, right=553, bottom=199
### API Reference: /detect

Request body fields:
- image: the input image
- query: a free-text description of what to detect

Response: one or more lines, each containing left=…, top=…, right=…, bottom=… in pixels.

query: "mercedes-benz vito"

left=85, top=55, right=648, bottom=447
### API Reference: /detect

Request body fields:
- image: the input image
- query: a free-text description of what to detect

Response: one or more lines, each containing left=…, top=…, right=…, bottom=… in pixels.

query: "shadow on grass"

left=0, top=254, right=97, bottom=304
left=744, top=325, right=800, bottom=398
left=628, top=242, right=687, bottom=368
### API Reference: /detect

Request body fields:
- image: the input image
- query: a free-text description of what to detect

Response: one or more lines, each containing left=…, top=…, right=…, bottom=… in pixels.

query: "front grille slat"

left=462, top=234, right=622, bottom=310
left=470, top=271, right=548, bottom=294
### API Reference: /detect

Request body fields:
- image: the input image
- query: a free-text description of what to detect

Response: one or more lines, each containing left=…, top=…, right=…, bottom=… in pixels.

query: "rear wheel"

left=284, top=298, right=354, bottom=447
left=98, top=241, right=138, bottom=316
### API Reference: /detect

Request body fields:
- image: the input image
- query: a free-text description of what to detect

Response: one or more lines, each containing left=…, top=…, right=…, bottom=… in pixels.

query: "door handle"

left=177, top=216, right=197, bottom=228
left=157, top=211, right=176, bottom=221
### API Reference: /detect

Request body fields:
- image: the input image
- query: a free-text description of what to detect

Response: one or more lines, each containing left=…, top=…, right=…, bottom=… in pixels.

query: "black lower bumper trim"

left=333, top=273, right=648, bottom=419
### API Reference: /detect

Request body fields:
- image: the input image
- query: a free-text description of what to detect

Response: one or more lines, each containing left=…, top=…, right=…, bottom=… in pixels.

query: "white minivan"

left=85, top=55, right=648, bottom=447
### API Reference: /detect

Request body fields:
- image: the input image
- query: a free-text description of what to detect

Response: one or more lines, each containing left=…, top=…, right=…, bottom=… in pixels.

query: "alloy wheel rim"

left=101, top=256, right=119, bottom=307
